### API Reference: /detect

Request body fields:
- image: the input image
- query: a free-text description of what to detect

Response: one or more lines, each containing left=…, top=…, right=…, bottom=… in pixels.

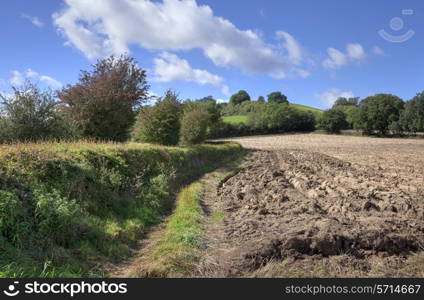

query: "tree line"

left=319, top=93, right=424, bottom=135
left=1, top=54, right=423, bottom=145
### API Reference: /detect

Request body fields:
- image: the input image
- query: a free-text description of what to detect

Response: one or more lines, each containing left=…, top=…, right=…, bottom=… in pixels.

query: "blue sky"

left=1, top=0, right=423, bottom=108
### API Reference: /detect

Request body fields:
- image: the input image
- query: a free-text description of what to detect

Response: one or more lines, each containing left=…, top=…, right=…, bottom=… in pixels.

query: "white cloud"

left=8, top=69, right=62, bottom=88
left=322, top=48, right=347, bottom=69
left=153, top=52, right=229, bottom=95
left=9, top=71, right=25, bottom=86
left=26, top=69, right=63, bottom=88
left=346, top=43, right=366, bottom=60
left=21, top=13, right=44, bottom=28
left=315, top=88, right=355, bottom=108
left=322, top=43, right=366, bottom=69
left=53, top=0, right=309, bottom=78
left=371, top=46, right=386, bottom=56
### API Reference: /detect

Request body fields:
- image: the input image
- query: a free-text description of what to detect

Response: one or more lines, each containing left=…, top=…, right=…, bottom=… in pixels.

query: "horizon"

left=1, top=0, right=423, bottom=109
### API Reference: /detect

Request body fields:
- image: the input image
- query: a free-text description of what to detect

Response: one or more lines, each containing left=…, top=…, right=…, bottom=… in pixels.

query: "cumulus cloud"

left=53, top=0, right=309, bottom=78
left=8, top=69, right=62, bottom=88
left=153, top=52, right=229, bottom=95
left=21, top=13, right=44, bottom=28
left=323, top=43, right=366, bottom=69
left=315, top=88, right=355, bottom=107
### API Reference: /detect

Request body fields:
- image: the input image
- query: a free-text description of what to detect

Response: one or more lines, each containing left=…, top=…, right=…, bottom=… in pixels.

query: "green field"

left=223, top=104, right=323, bottom=124
left=222, top=115, right=249, bottom=124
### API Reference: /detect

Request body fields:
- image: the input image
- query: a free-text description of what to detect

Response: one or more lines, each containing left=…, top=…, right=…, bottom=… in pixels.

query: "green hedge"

left=0, top=141, right=241, bottom=277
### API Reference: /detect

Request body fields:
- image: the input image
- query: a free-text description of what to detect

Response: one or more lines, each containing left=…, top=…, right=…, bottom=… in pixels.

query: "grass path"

left=107, top=151, right=248, bottom=277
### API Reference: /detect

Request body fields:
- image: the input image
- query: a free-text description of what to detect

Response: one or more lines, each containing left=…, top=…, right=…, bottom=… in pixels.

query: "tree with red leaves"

left=58, top=55, right=149, bottom=141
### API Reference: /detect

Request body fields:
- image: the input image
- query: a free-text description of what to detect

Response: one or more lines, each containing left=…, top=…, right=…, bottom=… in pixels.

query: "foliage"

left=318, top=109, right=349, bottom=133
left=221, top=100, right=264, bottom=116
left=333, top=105, right=358, bottom=129
left=332, top=97, right=360, bottom=108
left=179, top=110, right=211, bottom=145
left=399, top=91, right=424, bottom=133
left=0, top=83, right=72, bottom=143
left=0, top=141, right=242, bottom=277
left=354, top=94, right=404, bottom=135
left=229, top=90, right=250, bottom=105
left=267, top=91, right=288, bottom=104
left=57, top=55, right=149, bottom=141
left=132, top=90, right=181, bottom=145
left=257, top=96, right=265, bottom=103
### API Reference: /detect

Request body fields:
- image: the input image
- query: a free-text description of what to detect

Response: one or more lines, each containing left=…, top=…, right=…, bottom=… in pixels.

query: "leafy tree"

left=354, top=94, right=404, bottom=135
left=399, top=91, right=424, bottom=133
left=332, top=97, right=360, bottom=108
left=333, top=105, right=358, bottom=129
left=229, top=90, right=250, bottom=105
left=179, top=110, right=211, bottom=145
left=318, top=109, right=349, bottom=133
left=131, top=90, right=181, bottom=145
left=58, top=55, right=149, bottom=141
left=0, top=83, right=71, bottom=142
left=257, top=96, right=265, bottom=103
left=267, top=91, right=288, bottom=104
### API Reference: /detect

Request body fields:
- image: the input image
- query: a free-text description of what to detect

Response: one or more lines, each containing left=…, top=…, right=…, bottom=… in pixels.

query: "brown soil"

left=199, top=134, right=424, bottom=277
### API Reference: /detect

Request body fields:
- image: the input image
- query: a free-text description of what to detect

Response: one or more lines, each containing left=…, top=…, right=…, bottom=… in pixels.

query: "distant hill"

left=290, top=103, right=323, bottom=117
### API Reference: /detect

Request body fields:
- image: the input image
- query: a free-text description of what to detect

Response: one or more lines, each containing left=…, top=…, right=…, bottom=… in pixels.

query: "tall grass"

left=0, top=141, right=241, bottom=277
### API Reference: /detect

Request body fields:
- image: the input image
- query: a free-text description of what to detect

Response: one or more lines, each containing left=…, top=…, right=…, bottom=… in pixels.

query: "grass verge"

left=0, top=141, right=242, bottom=277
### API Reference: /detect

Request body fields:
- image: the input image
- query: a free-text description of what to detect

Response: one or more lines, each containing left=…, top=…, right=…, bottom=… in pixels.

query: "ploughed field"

left=204, top=134, right=424, bottom=277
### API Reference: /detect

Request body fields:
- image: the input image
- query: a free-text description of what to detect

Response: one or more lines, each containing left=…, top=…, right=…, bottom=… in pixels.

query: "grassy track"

left=0, top=141, right=242, bottom=277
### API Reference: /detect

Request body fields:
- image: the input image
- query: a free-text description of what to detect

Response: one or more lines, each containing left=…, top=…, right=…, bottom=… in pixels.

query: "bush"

left=354, top=94, right=404, bottom=135
left=248, top=103, right=315, bottom=133
left=131, top=90, right=181, bottom=145
left=0, top=83, right=72, bottom=143
left=58, top=55, right=149, bottom=141
left=180, top=110, right=211, bottom=145
left=318, top=109, right=349, bottom=133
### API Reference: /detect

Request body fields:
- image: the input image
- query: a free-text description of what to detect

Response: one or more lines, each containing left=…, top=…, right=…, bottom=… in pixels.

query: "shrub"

left=354, top=94, right=404, bottom=135
left=0, top=83, right=72, bottom=143
left=179, top=110, right=211, bottom=145
left=132, top=90, right=181, bottom=145
left=248, top=103, right=315, bottom=133
left=58, top=55, right=149, bottom=141
left=318, top=109, right=349, bottom=133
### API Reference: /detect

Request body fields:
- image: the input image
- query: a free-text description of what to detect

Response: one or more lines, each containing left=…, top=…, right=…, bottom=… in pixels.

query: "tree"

left=332, top=97, right=359, bottom=108
left=318, top=109, right=349, bottom=133
left=399, top=91, right=424, bottom=133
left=57, top=55, right=149, bottom=141
left=333, top=105, right=358, bottom=129
left=131, top=90, right=181, bottom=145
left=229, top=90, right=250, bottom=105
left=267, top=91, right=288, bottom=104
left=0, top=82, right=71, bottom=142
left=354, top=94, right=404, bottom=135
left=257, top=96, right=265, bottom=103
